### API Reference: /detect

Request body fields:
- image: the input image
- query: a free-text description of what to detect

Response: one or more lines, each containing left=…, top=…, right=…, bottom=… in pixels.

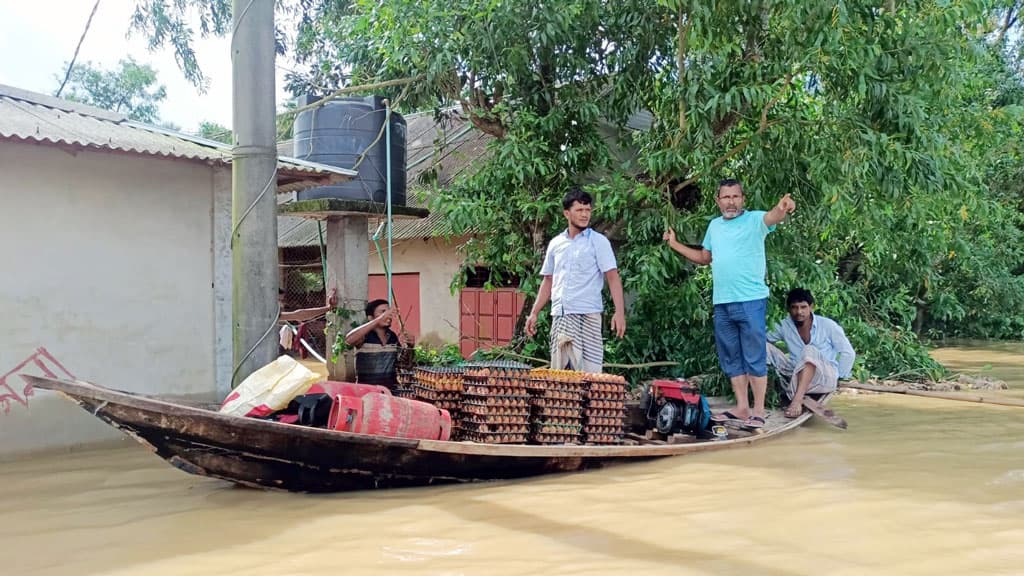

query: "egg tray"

left=582, top=423, right=625, bottom=435
left=460, top=393, right=531, bottom=408
left=458, top=420, right=529, bottom=434
left=585, top=381, right=627, bottom=396
left=530, top=387, right=585, bottom=402
left=585, top=398, right=626, bottom=410
left=583, top=433, right=624, bottom=445
left=584, top=415, right=624, bottom=428
left=459, top=412, right=531, bottom=426
left=585, top=407, right=625, bottom=420
left=463, top=383, right=531, bottom=396
left=412, top=379, right=465, bottom=392
left=462, top=376, right=531, bottom=391
left=413, top=385, right=462, bottom=403
left=530, top=397, right=584, bottom=410
left=531, top=420, right=583, bottom=432
left=459, top=431, right=528, bottom=444
left=460, top=403, right=531, bottom=417
left=529, top=432, right=582, bottom=445
left=530, top=405, right=583, bottom=420
left=581, top=373, right=628, bottom=385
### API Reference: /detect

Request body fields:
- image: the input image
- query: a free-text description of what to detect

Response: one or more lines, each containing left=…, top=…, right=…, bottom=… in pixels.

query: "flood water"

left=1, top=342, right=1022, bottom=575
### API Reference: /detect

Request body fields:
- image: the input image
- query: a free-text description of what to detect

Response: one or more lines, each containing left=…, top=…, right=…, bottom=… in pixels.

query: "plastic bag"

left=219, top=355, right=324, bottom=418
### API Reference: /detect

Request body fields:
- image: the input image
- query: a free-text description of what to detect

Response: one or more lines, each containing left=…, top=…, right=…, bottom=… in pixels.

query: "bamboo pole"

left=840, top=381, right=1024, bottom=408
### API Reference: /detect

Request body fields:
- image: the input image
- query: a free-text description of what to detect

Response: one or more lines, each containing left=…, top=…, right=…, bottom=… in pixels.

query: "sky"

left=0, top=0, right=293, bottom=132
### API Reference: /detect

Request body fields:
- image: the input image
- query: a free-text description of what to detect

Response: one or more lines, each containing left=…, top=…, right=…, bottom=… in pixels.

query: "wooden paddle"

left=840, top=381, right=1024, bottom=408
left=801, top=397, right=848, bottom=429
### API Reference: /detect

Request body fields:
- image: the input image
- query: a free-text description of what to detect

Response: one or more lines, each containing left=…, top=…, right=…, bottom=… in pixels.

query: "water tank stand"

left=279, top=198, right=429, bottom=221
left=278, top=200, right=428, bottom=380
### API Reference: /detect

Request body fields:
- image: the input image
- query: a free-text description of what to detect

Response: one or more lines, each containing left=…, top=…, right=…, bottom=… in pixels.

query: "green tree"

left=137, top=0, right=1024, bottom=386
left=58, top=58, right=167, bottom=123
left=288, top=0, right=1024, bottom=384
left=198, top=120, right=233, bottom=144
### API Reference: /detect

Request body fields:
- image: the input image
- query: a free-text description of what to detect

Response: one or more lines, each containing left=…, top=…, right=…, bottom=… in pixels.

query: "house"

left=0, top=84, right=354, bottom=458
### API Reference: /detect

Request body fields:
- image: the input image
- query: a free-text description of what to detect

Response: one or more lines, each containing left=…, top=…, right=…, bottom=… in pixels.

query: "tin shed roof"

left=0, top=83, right=356, bottom=193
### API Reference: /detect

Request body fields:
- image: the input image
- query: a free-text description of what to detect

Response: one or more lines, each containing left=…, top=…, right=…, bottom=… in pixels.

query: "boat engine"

left=640, top=379, right=711, bottom=435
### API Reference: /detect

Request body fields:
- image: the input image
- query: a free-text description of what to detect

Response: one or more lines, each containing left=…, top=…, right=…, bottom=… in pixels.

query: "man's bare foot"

left=784, top=404, right=802, bottom=418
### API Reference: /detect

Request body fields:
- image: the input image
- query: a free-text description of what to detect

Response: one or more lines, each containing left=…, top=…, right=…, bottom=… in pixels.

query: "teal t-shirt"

left=701, top=210, right=775, bottom=305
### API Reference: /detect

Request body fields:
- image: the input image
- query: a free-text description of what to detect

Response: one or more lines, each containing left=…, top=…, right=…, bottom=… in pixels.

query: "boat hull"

left=24, top=376, right=822, bottom=493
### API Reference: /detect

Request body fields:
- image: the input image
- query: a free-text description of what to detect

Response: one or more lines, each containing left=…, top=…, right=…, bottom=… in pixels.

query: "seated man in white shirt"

left=767, top=288, right=856, bottom=418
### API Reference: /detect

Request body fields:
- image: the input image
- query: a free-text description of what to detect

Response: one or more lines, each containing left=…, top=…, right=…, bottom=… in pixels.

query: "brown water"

left=2, top=344, right=1023, bottom=576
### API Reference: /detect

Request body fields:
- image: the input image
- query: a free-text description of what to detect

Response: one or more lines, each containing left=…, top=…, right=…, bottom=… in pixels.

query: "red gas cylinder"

left=328, top=394, right=451, bottom=441
left=309, top=380, right=391, bottom=398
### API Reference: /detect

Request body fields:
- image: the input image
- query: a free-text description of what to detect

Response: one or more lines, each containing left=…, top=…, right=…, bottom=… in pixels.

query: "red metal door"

left=368, top=273, right=420, bottom=340
left=459, top=288, right=525, bottom=358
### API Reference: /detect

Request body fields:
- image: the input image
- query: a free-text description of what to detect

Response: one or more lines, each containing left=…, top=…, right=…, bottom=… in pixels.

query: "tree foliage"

left=58, top=58, right=167, bottom=123
left=141, top=0, right=1024, bottom=388
left=197, top=120, right=233, bottom=143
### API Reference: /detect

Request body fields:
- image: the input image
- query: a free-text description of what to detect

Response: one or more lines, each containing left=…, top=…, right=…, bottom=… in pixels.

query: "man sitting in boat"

left=344, top=299, right=410, bottom=387
left=767, top=288, right=856, bottom=418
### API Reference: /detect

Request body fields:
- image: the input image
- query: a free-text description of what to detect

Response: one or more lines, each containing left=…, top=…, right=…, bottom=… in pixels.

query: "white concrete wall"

left=0, top=141, right=225, bottom=458
left=368, top=236, right=468, bottom=346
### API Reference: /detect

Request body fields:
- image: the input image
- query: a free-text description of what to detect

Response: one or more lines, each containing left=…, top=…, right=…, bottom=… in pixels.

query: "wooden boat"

left=25, top=375, right=830, bottom=493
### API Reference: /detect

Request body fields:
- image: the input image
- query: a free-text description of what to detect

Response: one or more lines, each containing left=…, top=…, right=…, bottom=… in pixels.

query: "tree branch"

left=285, top=75, right=426, bottom=118
left=995, top=2, right=1020, bottom=46
left=676, top=12, right=691, bottom=136
left=675, top=76, right=790, bottom=192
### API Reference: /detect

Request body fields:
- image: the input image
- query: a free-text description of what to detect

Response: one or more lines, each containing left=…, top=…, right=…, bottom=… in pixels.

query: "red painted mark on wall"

left=0, top=347, right=76, bottom=414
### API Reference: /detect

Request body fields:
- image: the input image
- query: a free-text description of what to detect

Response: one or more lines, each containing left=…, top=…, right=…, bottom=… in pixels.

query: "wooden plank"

left=802, top=397, right=848, bottom=429
left=840, top=382, right=1024, bottom=408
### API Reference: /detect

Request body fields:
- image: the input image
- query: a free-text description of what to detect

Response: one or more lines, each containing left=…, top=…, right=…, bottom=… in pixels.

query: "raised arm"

left=525, top=276, right=553, bottom=337
left=280, top=288, right=337, bottom=322
left=344, top=308, right=393, bottom=347
left=764, top=193, right=796, bottom=227
left=663, top=228, right=712, bottom=266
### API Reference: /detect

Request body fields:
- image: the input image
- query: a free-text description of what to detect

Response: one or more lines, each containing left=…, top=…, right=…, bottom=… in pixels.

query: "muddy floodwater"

left=1, top=342, right=1022, bottom=575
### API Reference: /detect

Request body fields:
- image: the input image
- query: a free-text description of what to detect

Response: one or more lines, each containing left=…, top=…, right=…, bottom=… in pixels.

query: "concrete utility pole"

left=231, top=0, right=278, bottom=385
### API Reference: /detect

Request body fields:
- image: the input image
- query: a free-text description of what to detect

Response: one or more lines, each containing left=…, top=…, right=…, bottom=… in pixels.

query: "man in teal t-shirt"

left=663, top=178, right=795, bottom=428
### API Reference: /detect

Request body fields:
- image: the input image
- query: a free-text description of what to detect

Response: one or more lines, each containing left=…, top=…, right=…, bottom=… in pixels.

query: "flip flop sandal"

left=744, top=415, right=766, bottom=429
left=710, top=410, right=743, bottom=423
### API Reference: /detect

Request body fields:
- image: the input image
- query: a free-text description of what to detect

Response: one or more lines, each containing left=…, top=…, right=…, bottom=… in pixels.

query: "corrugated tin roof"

left=0, top=83, right=356, bottom=193
left=278, top=206, right=455, bottom=248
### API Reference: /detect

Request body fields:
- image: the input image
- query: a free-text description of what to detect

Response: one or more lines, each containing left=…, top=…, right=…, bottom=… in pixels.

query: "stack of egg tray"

left=458, top=361, right=532, bottom=443
left=394, top=369, right=417, bottom=399
left=527, top=368, right=585, bottom=444
left=582, top=373, right=628, bottom=444
left=413, top=367, right=464, bottom=431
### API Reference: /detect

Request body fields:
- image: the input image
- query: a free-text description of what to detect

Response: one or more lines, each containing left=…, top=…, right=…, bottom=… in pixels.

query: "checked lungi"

left=549, top=313, right=603, bottom=373
left=766, top=343, right=838, bottom=399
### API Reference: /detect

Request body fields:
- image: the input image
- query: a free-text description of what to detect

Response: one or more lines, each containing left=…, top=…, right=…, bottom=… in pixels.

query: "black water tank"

left=292, top=95, right=407, bottom=205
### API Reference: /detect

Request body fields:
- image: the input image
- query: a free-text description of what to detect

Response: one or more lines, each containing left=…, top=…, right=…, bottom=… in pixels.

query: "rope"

left=55, top=0, right=102, bottom=98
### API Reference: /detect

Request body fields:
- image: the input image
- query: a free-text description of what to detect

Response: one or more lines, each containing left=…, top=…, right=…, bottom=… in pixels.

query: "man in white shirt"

left=767, top=288, right=856, bottom=417
left=525, top=187, right=626, bottom=373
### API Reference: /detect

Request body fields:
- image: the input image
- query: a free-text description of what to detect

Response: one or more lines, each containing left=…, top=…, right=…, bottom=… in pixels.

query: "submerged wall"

left=0, top=141, right=230, bottom=458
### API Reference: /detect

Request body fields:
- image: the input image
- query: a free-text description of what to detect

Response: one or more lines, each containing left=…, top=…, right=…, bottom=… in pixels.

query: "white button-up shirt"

left=541, top=228, right=617, bottom=316
left=767, top=314, right=857, bottom=378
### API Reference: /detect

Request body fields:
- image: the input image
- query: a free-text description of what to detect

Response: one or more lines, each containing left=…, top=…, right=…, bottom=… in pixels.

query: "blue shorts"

left=713, top=298, right=768, bottom=378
